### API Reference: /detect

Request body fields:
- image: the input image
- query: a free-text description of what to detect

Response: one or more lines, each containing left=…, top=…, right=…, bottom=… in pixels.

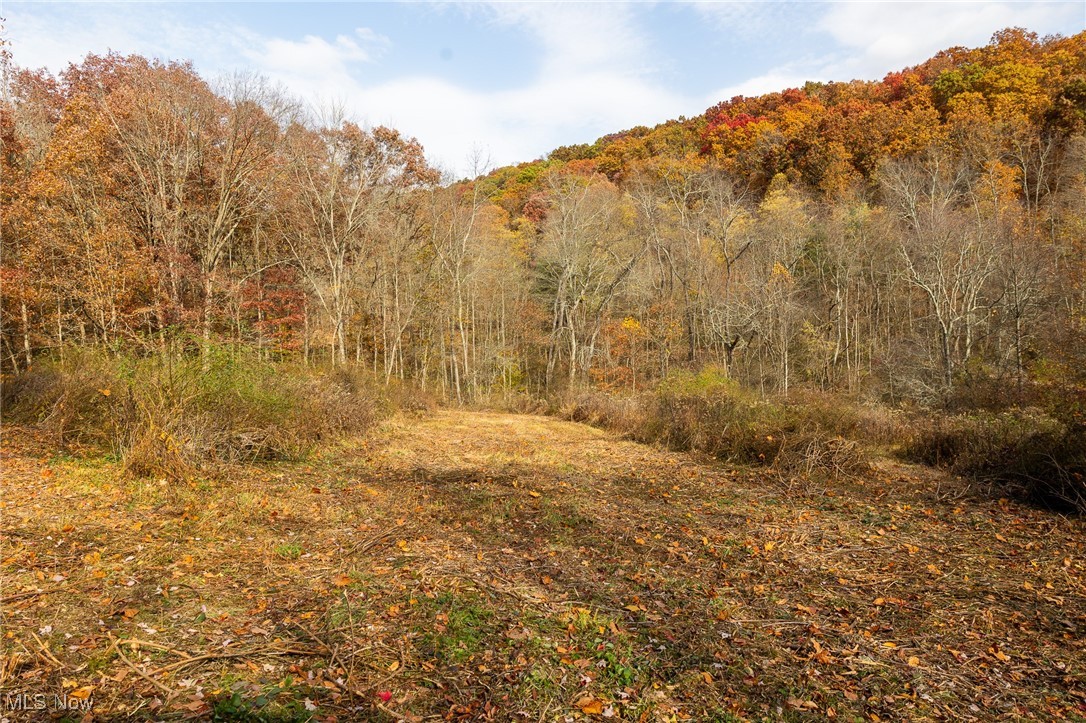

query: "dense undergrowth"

left=901, top=406, right=1086, bottom=511
left=0, top=349, right=411, bottom=479
left=552, top=369, right=886, bottom=483
left=544, top=367, right=1085, bottom=512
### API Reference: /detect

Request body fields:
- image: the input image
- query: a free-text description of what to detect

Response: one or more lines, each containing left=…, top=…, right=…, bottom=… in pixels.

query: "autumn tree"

left=279, top=114, right=437, bottom=366
left=536, top=169, right=644, bottom=387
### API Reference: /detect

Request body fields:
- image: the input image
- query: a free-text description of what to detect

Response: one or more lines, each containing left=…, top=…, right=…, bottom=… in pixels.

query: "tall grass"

left=2, top=349, right=381, bottom=479
left=556, top=366, right=1085, bottom=511
left=558, top=367, right=882, bottom=481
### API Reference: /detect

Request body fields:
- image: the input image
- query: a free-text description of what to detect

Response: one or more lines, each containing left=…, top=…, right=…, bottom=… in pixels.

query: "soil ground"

left=2, top=410, right=1084, bottom=721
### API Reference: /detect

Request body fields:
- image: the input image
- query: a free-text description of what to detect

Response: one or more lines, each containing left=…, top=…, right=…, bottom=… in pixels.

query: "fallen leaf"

left=576, top=697, right=604, bottom=715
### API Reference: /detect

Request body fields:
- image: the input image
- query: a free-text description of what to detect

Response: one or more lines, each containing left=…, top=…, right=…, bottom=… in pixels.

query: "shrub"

left=559, top=390, right=648, bottom=434
left=2, top=349, right=382, bottom=478
left=901, top=409, right=1085, bottom=511
left=556, top=370, right=872, bottom=481
left=381, top=376, right=438, bottom=416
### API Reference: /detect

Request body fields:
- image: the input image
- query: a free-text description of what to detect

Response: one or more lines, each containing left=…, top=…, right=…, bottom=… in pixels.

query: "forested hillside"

left=3, top=29, right=1084, bottom=406
left=482, top=27, right=1086, bottom=403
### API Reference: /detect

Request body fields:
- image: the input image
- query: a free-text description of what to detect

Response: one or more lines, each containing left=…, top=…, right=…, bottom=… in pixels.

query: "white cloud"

left=4, top=4, right=158, bottom=71
left=686, top=1, right=811, bottom=41
left=703, top=68, right=812, bottom=106
left=816, top=1, right=1084, bottom=79
left=358, top=70, right=691, bottom=177
left=348, top=3, right=692, bottom=174
left=233, top=27, right=390, bottom=104
left=482, top=2, right=652, bottom=78
left=701, top=1, right=1084, bottom=112
left=4, top=1, right=1083, bottom=177
left=223, top=2, right=696, bottom=175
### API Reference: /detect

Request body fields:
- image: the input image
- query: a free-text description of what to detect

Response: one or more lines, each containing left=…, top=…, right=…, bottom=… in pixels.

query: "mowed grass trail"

left=2, top=410, right=1084, bottom=721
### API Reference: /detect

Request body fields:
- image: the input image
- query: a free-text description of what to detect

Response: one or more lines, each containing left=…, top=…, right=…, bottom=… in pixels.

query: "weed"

left=2, top=349, right=383, bottom=480
left=420, top=593, right=498, bottom=665
left=274, top=542, right=302, bottom=560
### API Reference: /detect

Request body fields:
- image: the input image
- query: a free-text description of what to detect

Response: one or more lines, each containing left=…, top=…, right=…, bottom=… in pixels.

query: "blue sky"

left=3, top=2, right=1084, bottom=176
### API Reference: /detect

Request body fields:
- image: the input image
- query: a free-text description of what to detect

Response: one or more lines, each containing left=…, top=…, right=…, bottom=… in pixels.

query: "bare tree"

left=881, top=150, right=1000, bottom=391
left=538, top=171, right=644, bottom=387
left=280, top=111, right=437, bottom=365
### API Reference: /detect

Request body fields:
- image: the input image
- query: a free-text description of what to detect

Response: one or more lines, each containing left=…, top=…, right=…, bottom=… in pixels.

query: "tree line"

left=3, top=29, right=1084, bottom=407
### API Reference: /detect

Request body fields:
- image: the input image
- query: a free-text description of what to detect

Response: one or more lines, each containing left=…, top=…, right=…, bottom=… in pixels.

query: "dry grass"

left=1, top=351, right=380, bottom=480
left=2, top=411, right=1084, bottom=721
left=556, top=378, right=882, bottom=483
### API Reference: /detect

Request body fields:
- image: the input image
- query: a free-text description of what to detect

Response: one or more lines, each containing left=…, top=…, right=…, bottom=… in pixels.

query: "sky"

left=3, top=1, right=1084, bottom=177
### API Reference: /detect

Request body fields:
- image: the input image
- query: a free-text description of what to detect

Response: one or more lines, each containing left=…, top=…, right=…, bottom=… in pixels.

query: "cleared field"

left=2, top=411, right=1084, bottom=721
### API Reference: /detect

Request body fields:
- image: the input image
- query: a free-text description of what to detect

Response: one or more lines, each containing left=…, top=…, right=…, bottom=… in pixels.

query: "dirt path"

left=2, top=411, right=1084, bottom=721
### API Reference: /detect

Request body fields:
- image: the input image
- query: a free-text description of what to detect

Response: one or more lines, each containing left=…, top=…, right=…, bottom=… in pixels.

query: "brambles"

left=2, top=349, right=380, bottom=479
left=902, top=408, right=1086, bottom=511
left=557, top=369, right=877, bottom=482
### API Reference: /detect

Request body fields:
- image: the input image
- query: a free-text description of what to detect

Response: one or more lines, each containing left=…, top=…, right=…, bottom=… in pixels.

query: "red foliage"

left=522, top=192, right=549, bottom=226
left=240, top=267, right=306, bottom=353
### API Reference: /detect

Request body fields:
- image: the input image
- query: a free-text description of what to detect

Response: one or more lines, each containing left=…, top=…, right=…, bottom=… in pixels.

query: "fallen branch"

left=349, top=529, right=398, bottom=556
left=107, top=634, right=175, bottom=697
left=147, top=643, right=324, bottom=677
left=1, top=586, right=66, bottom=605
left=29, top=631, right=64, bottom=668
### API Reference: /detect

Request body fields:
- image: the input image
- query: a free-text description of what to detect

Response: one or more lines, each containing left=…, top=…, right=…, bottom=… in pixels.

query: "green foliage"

left=656, top=365, right=739, bottom=396
left=274, top=542, right=303, bottom=560
left=933, top=64, right=988, bottom=109
left=1, top=347, right=382, bottom=479
left=419, top=592, right=498, bottom=665
left=208, top=686, right=312, bottom=722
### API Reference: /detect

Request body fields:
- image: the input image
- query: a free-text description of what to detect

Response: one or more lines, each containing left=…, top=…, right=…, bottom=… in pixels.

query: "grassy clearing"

left=2, top=411, right=1085, bottom=721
